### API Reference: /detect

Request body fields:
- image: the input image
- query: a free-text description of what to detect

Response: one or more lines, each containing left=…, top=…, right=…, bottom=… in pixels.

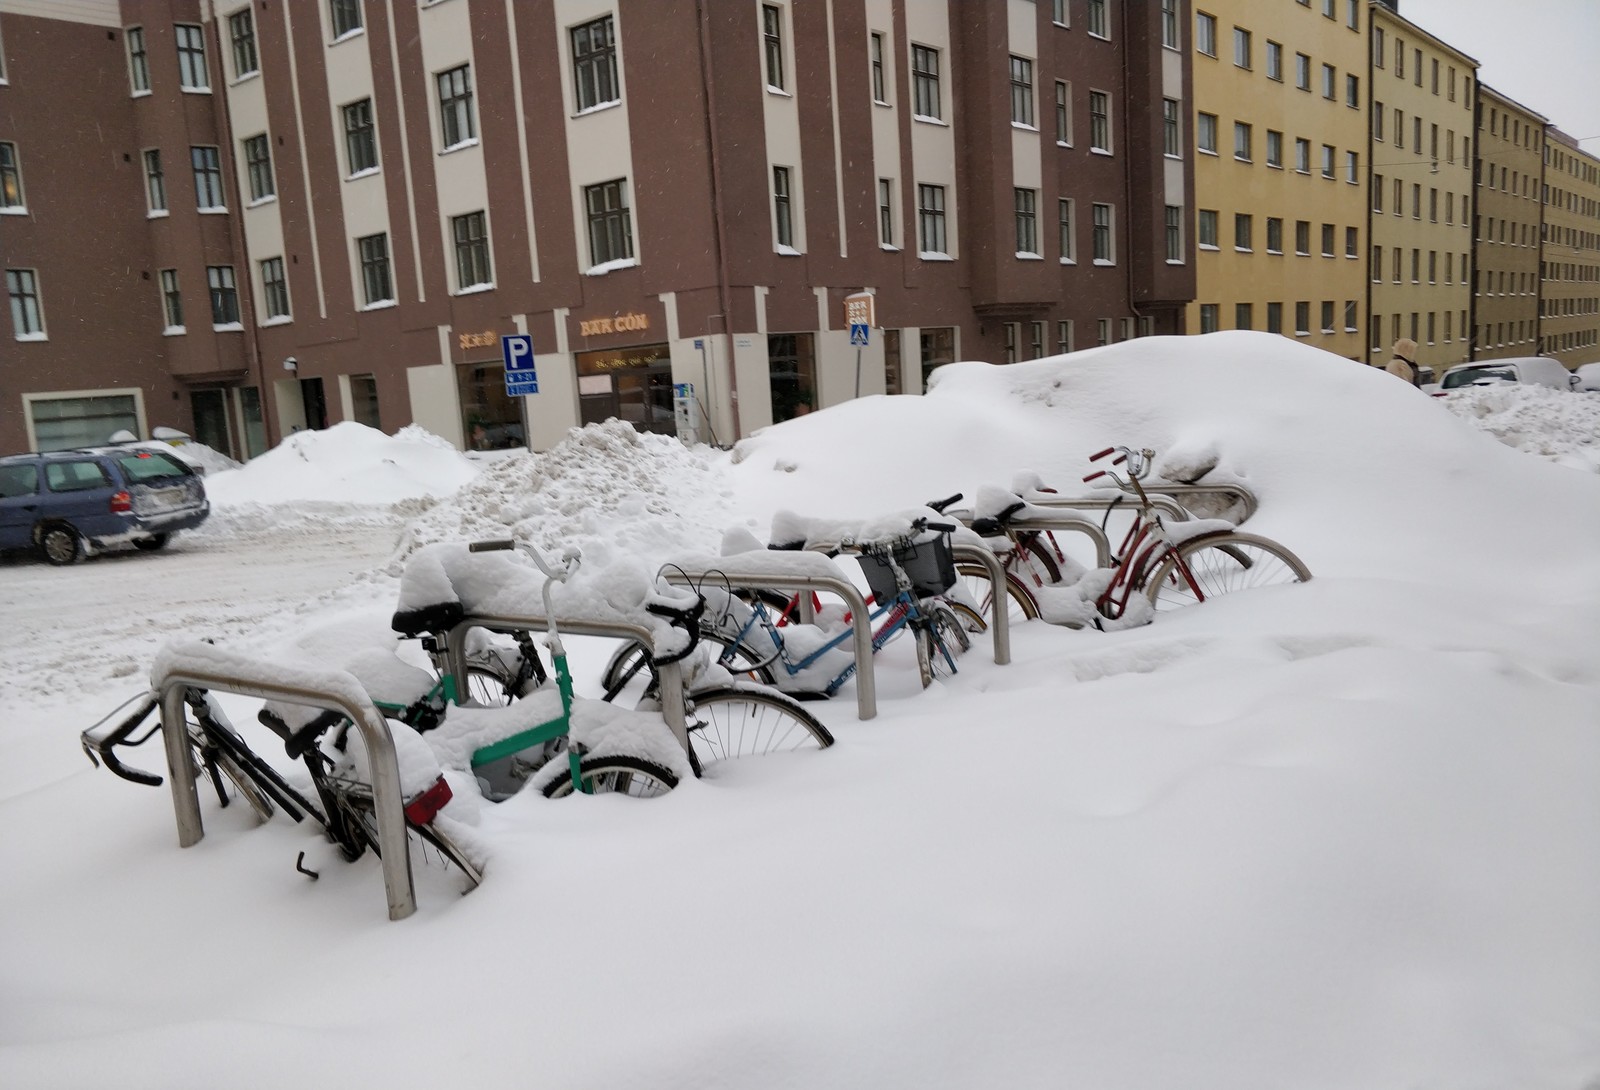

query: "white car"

left=1575, top=362, right=1600, bottom=393
left=1435, top=356, right=1580, bottom=395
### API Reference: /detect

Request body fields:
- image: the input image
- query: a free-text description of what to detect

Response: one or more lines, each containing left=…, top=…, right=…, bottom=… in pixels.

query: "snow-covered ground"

left=2, top=332, right=1597, bottom=1089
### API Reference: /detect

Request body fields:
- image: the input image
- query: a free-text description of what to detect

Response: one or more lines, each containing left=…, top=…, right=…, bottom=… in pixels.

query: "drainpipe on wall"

left=697, top=0, right=742, bottom=443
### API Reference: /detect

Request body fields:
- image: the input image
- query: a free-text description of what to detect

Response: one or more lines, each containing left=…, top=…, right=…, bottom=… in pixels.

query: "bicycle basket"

left=858, top=534, right=956, bottom=602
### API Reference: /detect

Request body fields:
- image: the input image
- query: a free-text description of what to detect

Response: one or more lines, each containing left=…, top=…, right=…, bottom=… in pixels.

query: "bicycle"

left=81, top=685, right=483, bottom=888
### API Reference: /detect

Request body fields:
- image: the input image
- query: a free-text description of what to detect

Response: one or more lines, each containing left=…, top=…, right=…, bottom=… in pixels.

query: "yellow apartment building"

left=1472, top=86, right=1547, bottom=361
left=1367, top=3, right=1476, bottom=371
left=1188, top=0, right=1368, bottom=358
left=1539, top=129, right=1600, bottom=367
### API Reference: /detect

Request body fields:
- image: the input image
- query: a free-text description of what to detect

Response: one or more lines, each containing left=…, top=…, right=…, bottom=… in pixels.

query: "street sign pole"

left=844, top=291, right=875, bottom=401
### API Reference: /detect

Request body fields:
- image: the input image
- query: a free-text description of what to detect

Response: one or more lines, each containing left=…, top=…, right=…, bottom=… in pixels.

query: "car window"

left=0, top=464, right=39, bottom=499
left=1442, top=366, right=1514, bottom=389
left=44, top=460, right=112, bottom=493
left=115, top=450, right=192, bottom=482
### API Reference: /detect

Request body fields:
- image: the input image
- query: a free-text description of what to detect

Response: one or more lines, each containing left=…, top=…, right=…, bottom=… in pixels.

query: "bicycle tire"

left=325, top=779, right=482, bottom=887
left=954, top=561, right=1040, bottom=627
left=915, top=601, right=970, bottom=688
left=194, top=713, right=320, bottom=824
left=201, top=744, right=277, bottom=822
left=600, top=632, right=775, bottom=698
left=1012, top=533, right=1063, bottom=587
left=684, top=683, right=834, bottom=767
left=944, top=599, right=988, bottom=635
left=1144, top=531, right=1312, bottom=611
left=541, top=754, right=678, bottom=799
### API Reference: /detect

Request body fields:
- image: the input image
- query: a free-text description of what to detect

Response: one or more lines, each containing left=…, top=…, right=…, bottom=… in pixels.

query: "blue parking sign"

left=502, top=334, right=538, bottom=395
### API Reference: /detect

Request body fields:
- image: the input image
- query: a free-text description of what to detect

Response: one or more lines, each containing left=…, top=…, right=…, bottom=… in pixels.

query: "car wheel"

left=133, top=534, right=170, bottom=552
left=40, top=525, right=84, bottom=566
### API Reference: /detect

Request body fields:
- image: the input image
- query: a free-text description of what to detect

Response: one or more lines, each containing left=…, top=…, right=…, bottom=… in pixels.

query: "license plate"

left=146, top=487, right=185, bottom=507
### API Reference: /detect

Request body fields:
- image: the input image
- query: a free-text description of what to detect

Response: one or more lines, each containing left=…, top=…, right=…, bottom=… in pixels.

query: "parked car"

left=1435, top=356, right=1581, bottom=395
left=1575, top=362, right=1600, bottom=393
left=0, top=447, right=210, bottom=565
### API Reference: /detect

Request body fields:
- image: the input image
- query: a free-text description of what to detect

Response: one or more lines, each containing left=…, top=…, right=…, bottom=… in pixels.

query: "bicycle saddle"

left=391, top=600, right=466, bottom=638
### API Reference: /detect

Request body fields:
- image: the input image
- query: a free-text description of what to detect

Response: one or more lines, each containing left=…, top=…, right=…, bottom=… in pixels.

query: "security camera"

left=283, top=357, right=298, bottom=371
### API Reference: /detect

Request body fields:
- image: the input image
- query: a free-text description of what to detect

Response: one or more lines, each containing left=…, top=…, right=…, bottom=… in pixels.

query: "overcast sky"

left=1396, top=0, right=1600, bottom=154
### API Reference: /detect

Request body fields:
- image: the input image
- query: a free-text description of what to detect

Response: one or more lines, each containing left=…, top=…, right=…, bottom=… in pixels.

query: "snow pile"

left=1437, top=384, right=1600, bottom=472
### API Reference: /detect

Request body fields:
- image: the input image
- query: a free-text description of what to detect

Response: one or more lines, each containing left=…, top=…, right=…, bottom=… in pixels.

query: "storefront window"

left=238, top=387, right=267, bottom=458
left=350, top=373, right=381, bottom=430
left=884, top=329, right=902, bottom=395
left=28, top=394, right=139, bottom=451
left=456, top=361, right=524, bottom=450
left=576, top=342, right=674, bottom=436
left=920, top=326, right=956, bottom=390
left=189, top=389, right=231, bottom=455
left=768, top=333, right=816, bottom=422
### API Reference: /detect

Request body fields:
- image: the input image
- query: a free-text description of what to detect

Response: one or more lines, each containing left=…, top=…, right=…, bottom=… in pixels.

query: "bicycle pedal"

left=294, top=852, right=320, bottom=881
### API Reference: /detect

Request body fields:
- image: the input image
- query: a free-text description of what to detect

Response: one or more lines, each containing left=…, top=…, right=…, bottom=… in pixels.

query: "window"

left=584, top=181, right=632, bottom=267
left=1266, top=217, right=1283, bottom=253
left=1321, top=300, right=1335, bottom=333
left=1199, top=304, right=1219, bottom=334
left=1165, top=205, right=1182, bottom=262
left=1234, top=213, right=1253, bottom=251
left=1410, top=248, right=1420, bottom=282
left=1412, top=183, right=1421, bottom=219
left=917, top=183, right=946, bottom=255
left=242, top=134, right=274, bottom=202
left=1431, top=57, right=1439, bottom=95
left=769, top=333, right=817, bottom=422
left=1295, top=220, right=1310, bottom=255
left=159, top=269, right=182, bottom=330
left=229, top=10, right=258, bottom=79
left=773, top=166, right=794, bottom=248
left=358, top=233, right=392, bottom=306
left=7, top=269, right=43, bottom=337
left=1321, top=63, right=1336, bottom=99
left=1295, top=53, right=1310, bottom=91
left=207, top=266, right=239, bottom=326
left=1196, top=12, right=1216, bottom=57
left=1030, top=322, right=1045, bottom=360
left=762, top=5, right=785, bottom=91
left=1235, top=303, right=1253, bottom=330
left=261, top=257, right=290, bottom=319
left=1233, top=27, right=1251, bottom=69
left=1091, top=203, right=1114, bottom=264
left=1346, top=74, right=1359, bottom=108
left=1197, top=208, right=1218, bottom=248
left=1266, top=130, right=1283, bottom=168
left=191, top=146, right=224, bottom=211
left=1058, top=199, right=1076, bottom=262
left=1321, top=223, right=1334, bottom=256
left=912, top=45, right=941, bottom=120
left=1266, top=40, right=1282, bottom=81
left=1014, top=188, right=1038, bottom=255
left=1395, top=38, right=1405, bottom=77
left=1321, top=144, right=1335, bottom=179
left=1345, top=226, right=1358, bottom=258
left=1392, top=247, right=1401, bottom=282
left=1162, top=99, right=1181, bottom=157
left=878, top=178, right=894, bottom=247
left=1347, top=0, right=1359, bottom=28
left=1234, top=122, right=1252, bottom=161
left=1010, top=57, right=1034, bottom=127
left=1295, top=301, right=1310, bottom=335
left=1197, top=113, right=1217, bottom=154
left=437, top=65, right=475, bottom=149
left=1374, top=26, right=1385, bottom=67
left=350, top=374, right=381, bottom=430
left=1266, top=302, right=1282, bottom=334
left=1346, top=150, right=1359, bottom=184
left=571, top=16, right=619, bottom=110
left=127, top=26, right=149, bottom=93
left=1003, top=323, right=1018, bottom=364
left=1089, top=91, right=1111, bottom=153
left=1395, top=108, right=1404, bottom=148
left=331, top=0, right=363, bottom=38
left=1054, top=82, right=1072, bottom=144
left=1374, top=104, right=1384, bottom=141
left=1162, top=0, right=1180, bottom=49
left=175, top=24, right=208, bottom=91
left=1428, top=187, right=1437, bottom=222
left=453, top=210, right=494, bottom=287
left=1057, top=320, right=1074, bottom=354
left=1295, top=138, right=1310, bottom=173
left=343, top=99, right=378, bottom=175
left=1087, top=0, right=1108, bottom=38
left=870, top=32, right=887, bottom=103
left=0, top=143, right=23, bottom=210
left=1097, top=319, right=1110, bottom=346
left=1428, top=250, right=1437, bottom=283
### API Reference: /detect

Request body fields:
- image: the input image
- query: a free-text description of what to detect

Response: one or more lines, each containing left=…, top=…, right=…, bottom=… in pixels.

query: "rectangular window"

left=1411, top=248, right=1420, bottom=282
left=1197, top=112, right=1217, bottom=154
left=1346, top=74, right=1359, bottom=107
left=1374, top=26, right=1385, bottom=67
left=1058, top=198, right=1076, bottom=262
left=1233, top=27, right=1251, bottom=69
left=1087, top=0, right=1108, bottom=38
left=1057, top=320, right=1074, bottom=354
left=127, top=26, right=149, bottom=93
left=358, top=233, right=392, bottom=306
left=1428, top=250, right=1437, bottom=283
left=1199, top=304, right=1219, bottom=334
left=1091, top=203, right=1114, bottom=264
left=1295, top=220, right=1310, bottom=255
left=571, top=15, right=619, bottom=110
left=331, top=0, right=363, bottom=38
left=1395, top=108, right=1404, bottom=148
left=191, top=146, right=224, bottom=211
left=437, top=64, right=475, bottom=149
left=261, top=257, right=289, bottom=319
left=762, top=4, right=785, bottom=91
left=1162, top=0, right=1180, bottom=49
left=917, top=183, right=947, bottom=255
left=175, top=24, right=208, bottom=91
left=1234, top=213, right=1253, bottom=251
left=1266, top=40, right=1282, bottom=80
left=1295, top=137, right=1310, bottom=173
left=1412, top=183, right=1421, bottom=219
left=1321, top=223, right=1334, bottom=256
left=912, top=45, right=941, bottom=120
left=1374, top=104, right=1384, bottom=141
left=229, top=10, right=258, bottom=79
left=1235, top=303, right=1253, bottom=330
left=1346, top=150, right=1359, bottom=184
left=1197, top=208, right=1218, bottom=248
left=207, top=265, right=239, bottom=326
left=343, top=99, right=378, bottom=175
left=1321, top=300, right=1335, bottom=333
left=159, top=269, right=182, bottom=330
left=1322, top=64, right=1336, bottom=99
left=1234, top=122, right=1252, bottom=161
left=1396, top=38, right=1405, bottom=77
left=7, top=269, right=43, bottom=337
left=1014, top=188, right=1038, bottom=255
left=243, top=134, right=274, bottom=202
left=1266, top=217, right=1283, bottom=253
left=1030, top=322, right=1045, bottom=360
left=1266, top=302, right=1282, bottom=334
left=1265, top=130, right=1283, bottom=168
left=1055, top=81, right=1072, bottom=144
left=1428, top=188, right=1437, bottom=222
left=870, top=32, right=887, bottom=103
left=1431, top=57, right=1439, bottom=94
left=584, top=181, right=632, bottom=267
left=1196, top=12, right=1216, bottom=57
left=1295, top=301, right=1310, bottom=335
left=1165, top=205, right=1182, bottom=262
left=1010, top=56, right=1034, bottom=127
left=878, top=178, right=894, bottom=247
left=1162, top=99, right=1181, bottom=157
left=1346, top=226, right=1358, bottom=258
left=449, top=212, right=495, bottom=294
left=1321, top=144, right=1335, bottom=179
left=1097, top=319, right=1110, bottom=346
left=0, top=143, right=21, bottom=209
left=1089, top=91, right=1112, bottom=153
left=1295, top=53, right=1311, bottom=91
left=1392, top=247, right=1401, bottom=282
left=773, top=166, right=794, bottom=248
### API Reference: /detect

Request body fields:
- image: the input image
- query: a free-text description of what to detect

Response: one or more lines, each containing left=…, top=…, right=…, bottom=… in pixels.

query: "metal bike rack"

left=1140, top=482, right=1258, bottom=523
left=947, top=512, right=1114, bottom=571
left=948, top=544, right=1011, bottom=665
left=151, top=645, right=418, bottom=922
left=442, top=613, right=690, bottom=749
left=1027, top=493, right=1192, bottom=524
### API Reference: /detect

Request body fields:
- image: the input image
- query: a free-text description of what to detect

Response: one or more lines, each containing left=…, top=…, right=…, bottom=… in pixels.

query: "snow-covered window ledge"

left=584, top=257, right=639, bottom=277
left=440, top=138, right=480, bottom=155
left=360, top=299, right=397, bottom=312
left=1060, top=258, right=1076, bottom=266
left=331, top=28, right=365, bottom=46
left=919, top=251, right=954, bottom=262
left=1092, top=259, right=1115, bottom=267
left=1011, top=122, right=1039, bottom=133
left=766, top=86, right=792, bottom=98
left=147, top=209, right=169, bottom=220
left=131, top=89, right=151, bottom=99
left=1016, top=252, right=1043, bottom=260
left=0, top=206, right=27, bottom=216
left=912, top=114, right=949, bottom=127
left=163, top=326, right=187, bottom=337
left=230, top=71, right=260, bottom=87
left=260, top=315, right=294, bottom=327
left=454, top=282, right=496, bottom=296
left=198, top=207, right=230, bottom=215
left=14, top=331, right=47, bottom=342
left=346, top=167, right=381, bottom=182
left=246, top=195, right=277, bottom=209
left=880, top=244, right=901, bottom=252
left=573, top=100, right=621, bottom=119
left=776, top=245, right=802, bottom=257
left=1165, top=259, right=1186, bottom=266
left=213, top=322, right=244, bottom=333
left=181, top=86, right=212, bottom=96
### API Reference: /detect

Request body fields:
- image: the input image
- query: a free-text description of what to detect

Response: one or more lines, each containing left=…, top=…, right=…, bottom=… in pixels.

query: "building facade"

left=1186, top=0, right=1368, bottom=358
left=1471, top=85, right=1547, bottom=362
left=1538, top=128, right=1600, bottom=367
left=1366, top=2, right=1476, bottom=371
left=0, top=0, right=1195, bottom=457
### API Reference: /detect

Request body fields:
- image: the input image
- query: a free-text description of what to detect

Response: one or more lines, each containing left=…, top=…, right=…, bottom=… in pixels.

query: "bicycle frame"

left=1083, top=448, right=1208, bottom=620
left=722, top=588, right=918, bottom=696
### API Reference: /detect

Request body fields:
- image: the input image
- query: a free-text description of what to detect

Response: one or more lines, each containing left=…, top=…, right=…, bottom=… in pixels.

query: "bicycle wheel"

left=1145, top=532, right=1312, bottom=611
left=202, top=746, right=278, bottom=822
left=915, top=601, right=970, bottom=688
left=685, top=683, right=833, bottom=767
left=326, top=780, right=482, bottom=887
left=944, top=599, right=987, bottom=636
left=464, top=664, right=517, bottom=706
left=600, top=633, right=775, bottom=699
left=1012, top=533, right=1063, bottom=587
left=954, top=561, right=1040, bottom=627
left=542, top=754, right=679, bottom=799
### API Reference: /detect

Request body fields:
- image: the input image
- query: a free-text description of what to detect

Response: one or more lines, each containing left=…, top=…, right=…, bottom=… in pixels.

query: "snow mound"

left=1437, top=384, right=1600, bottom=472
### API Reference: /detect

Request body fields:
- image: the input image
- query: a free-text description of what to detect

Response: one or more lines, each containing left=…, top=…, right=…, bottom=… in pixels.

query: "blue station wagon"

left=0, top=447, right=210, bottom=565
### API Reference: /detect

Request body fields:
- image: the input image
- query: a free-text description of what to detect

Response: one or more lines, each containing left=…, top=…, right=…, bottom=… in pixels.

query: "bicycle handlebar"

left=1089, top=447, right=1115, bottom=462
left=80, top=692, right=168, bottom=787
left=924, top=493, right=963, bottom=514
left=644, top=596, right=706, bottom=666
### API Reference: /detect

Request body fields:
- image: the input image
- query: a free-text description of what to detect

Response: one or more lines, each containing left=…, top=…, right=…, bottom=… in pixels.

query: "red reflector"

left=136, top=451, right=152, bottom=458
left=404, top=776, right=453, bottom=825
left=109, top=491, right=132, bottom=513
